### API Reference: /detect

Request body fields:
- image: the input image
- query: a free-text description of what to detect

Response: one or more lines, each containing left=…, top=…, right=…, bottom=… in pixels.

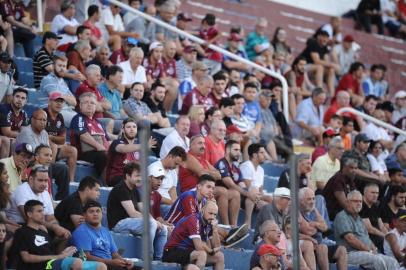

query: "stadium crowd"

left=0, top=0, right=405, bottom=269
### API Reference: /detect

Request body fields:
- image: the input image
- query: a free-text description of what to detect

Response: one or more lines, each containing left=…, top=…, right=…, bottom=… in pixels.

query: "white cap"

left=148, top=161, right=165, bottom=178
left=394, top=90, right=406, bottom=99
left=273, top=187, right=291, bottom=199
left=149, top=41, right=163, bottom=52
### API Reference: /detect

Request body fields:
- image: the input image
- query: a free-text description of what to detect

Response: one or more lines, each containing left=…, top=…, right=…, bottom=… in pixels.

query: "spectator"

left=72, top=201, right=136, bottom=269
left=320, top=16, right=343, bottom=43
left=179, top=135, right=221, bottom=192
left=203, top=119, right=226, bottom=165
left=15, top=109, right=51, bottom=151
left=360, top=183, right=387, bottom=252
left=254, top=187, right=290, bottom=241
left=220, top=97, right=235, bottom=127
left=245, top=17, right=270, bottom=60
left=106, top=118, right=156, bottom=187
left=40, top=55, right=78, bottom=126
left=335, top=62, right=365, bottom=107
left=143, top=81, right=171, bottom=129
left=33, top=32, right=60, bottom=89
left=155, top=1, right=179, bottom=42
left=334, top=190, right=398, bottom=269
left=187, top=106, right=207, bottom=139
left=339, top=117, right=354, bottom=150
left=380, top=185, right=406, bottom=230
left=6, top=165, right=71, bottom=244
left=211, top=72, right=229, bottom=107
left=311, top=137, right=343, bottom=192
left=107, top=162, right=167, bottom=260
left=180, top=75, right=215, bottom=115
left=278, top=153, right=313, bottom=190
left=10, top=200, right=101, bottom=270
left=366, top=140, right=390, bottom=181
left=213, top=140, right=244, bottom=226
left=311, top=129, right=338, bottom=163
left=67, top=40, right=91, bottom=78
left=124, top=2, right=156, bottom=46
left=231, top=93, right=258, bottom=139
left=0, top=143, right=33, bottom=192
left=86, top=45, right=113, bottom=78
left=299, top=29, right=339, bottom=96
left=271, top=27, right=293, bottom=63
left=242, top=82, right=263, bottom=141
left=0, top=88, right=28, bottom=138
left=356, top=0, right=384, bottom=34
left=392, top=90, right=406, bottom=124
left=294, top=87, right=326, bottom=146
left=326, top=114, right=343, bottom=134
left=383, top=209, right=406, bottom=264
left=332, top=35, right=358, bottom=76
left=362, top=64, right=388, bottom=99
left=223, top=33, right=249, bottom=73
left=176, top=12, right=193, bottom=47
left=0, top=0, right=36, bottom=57
left=176, top=45, right=198, bottom=82
left=110, top=37, right=137, bottom=65
left=252, top=244, right=282, bottom=270
left=0, top=52, right=14, bottom=103
left=51, top=0, right=79, bottom=48
left=363, top=109, right=393, bottom=152
left=178, top=61, right=208, bottom=105
left=381, top=0, right=406, bottom=36
left=323, top=157, right=357, bottom=220
left=70, top=92, right=109, bottom=178
left=98, top=65, right=126, bottom=119
left=357, top=94, right=379, bottom=119
left=119, top=47, right=147, bottom=89
left=385, top=143, right=406, bottom=177
left=160, top=115, right=190, bottom=158
left=55, top=176, right=100, bottom=232
left=65, top=25, right=93, bottom=55
left=162, top=200, right=224, bottom=269
left=150, top=146, right=187, bottom=216
left=162, top=40, right=177, bottom=79
left=298, top=187, right=348, bottom=270
left=324, top=91, right=352, bottom=125
left=83, top=5, right=104, bottom=48
left=144, top=41, right=166, bottom=83
left=381, top=163, right=405, bottom=203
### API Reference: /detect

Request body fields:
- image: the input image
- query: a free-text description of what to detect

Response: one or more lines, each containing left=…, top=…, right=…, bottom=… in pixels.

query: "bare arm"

left=1, top=126, right=18, bottom=138
left=333, top=190, right=349, bottom=211
left=121, top=200, right=143, bottom=218
left=343, top=233, right=372, bottom=251
left=185, top=155, right=221, bottom=180
left=362, top=218, right=385, bottom=237
left=386, top=233, right=404, bottom=262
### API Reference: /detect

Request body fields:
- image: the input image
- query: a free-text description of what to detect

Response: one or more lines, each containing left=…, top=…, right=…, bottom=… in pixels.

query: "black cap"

left=0, top=52, right=12, bottom=63
left=83, top=200, right=102, bottom=212
left=354, top=133, right=371, bottom=144
left=15, top=143, right=34, bottom=156
left=42, top=31, right=62, bottom=44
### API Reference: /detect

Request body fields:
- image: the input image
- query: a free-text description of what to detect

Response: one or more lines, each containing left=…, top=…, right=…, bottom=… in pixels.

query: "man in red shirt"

left=203, top=119, right=226, bottom=165
left=335, top=62, right=365, bottom=107
left=324, top=91, right=355, bottom=124
left=162, top=40, right=177, bottom=79
left=180, top=75, right=215, bottom=115
left=179, top=135, right=221, bottom=192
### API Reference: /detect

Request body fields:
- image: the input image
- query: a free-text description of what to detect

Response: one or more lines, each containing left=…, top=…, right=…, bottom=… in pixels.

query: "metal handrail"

left=108, top=0, right=290, bottom=122
left=336, top=107, right=406, bottom=136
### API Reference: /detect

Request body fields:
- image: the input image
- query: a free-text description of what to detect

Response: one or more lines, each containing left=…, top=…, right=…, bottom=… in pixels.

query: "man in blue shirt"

left=245, top=17, right=270, bottom=60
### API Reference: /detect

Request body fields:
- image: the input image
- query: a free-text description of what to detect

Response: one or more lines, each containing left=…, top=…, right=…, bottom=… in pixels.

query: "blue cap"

left=127, top=37, right=138, bottom=46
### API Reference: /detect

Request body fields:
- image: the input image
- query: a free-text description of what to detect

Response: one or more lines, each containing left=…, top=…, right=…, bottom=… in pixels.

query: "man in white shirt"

left=119, top=47, right=147, bottom=89
left=149, top=146, right=187, bottom=216
left=51, top=0, right=79, bottom=47
left=0, top=52, right=13, bottom=103
left=6, top=165, right=71, bottom=239
left=160, top=116, right=190, bottom=159
left=363, top=108, right=393, bottom=152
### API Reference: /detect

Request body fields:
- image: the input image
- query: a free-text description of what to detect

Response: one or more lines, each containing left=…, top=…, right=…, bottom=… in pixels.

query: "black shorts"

left=162, top=248, right=191, bottom=266
left=327, top=245, right=338, bottom=262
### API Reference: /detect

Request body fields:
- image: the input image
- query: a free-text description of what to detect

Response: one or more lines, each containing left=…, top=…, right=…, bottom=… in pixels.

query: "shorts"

left=327, top=245, right=338, bottom=262
left=46, top=257, right=99, bottom=270
left=162, top=248, right=191, bottom=266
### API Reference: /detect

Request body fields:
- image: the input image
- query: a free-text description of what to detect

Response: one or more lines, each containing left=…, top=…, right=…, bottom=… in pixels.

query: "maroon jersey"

left=150, top=191, right=162, bottom=219
left=144, top=58, right=166, bottom=80
left=180, top=88, right=215, bottom=115
left=0, top=104, right=29, bottom=132
left=44, top=108, right=66, bottom=137
left=163, top=57, right=177, bottom=79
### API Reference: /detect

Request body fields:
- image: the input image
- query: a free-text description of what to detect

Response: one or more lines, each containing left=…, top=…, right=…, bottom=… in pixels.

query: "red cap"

left=49, top=92, right=65, bottom=101
left=226, top=124, right=243, bottom=135
left=323, top=128, right=337, bottom=137
left=257, top=244, right=282, bottom=257
left=343, top=35, right=354, bottom=42
left=228, top=33, right=243, bottom=42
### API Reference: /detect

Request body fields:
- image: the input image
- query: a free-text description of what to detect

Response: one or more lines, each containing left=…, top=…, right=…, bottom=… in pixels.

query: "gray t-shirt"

left=126, top=16, right=156, bottom=44
left=16, top=126, right=49, bottom=150
left=155, top=15, right=178, bottom=41
left=334, top=210, right=372, bottom=252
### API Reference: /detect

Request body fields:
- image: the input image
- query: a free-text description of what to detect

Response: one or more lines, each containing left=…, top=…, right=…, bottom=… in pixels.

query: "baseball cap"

left=149, top=41, right=163, bottom=52
left=192, top=61, right=208, bottom=71
left=183, top=45, right=197, bottom=53
left=0, top=52, right=12, bottom=63
left=343, top=35, right=354, bottom=43
left=177, top=13, right=192, bottom=22
left=226, top=124, right=243, bottom=135
left=42, top=31, right=62, bottom=44
left=354, top=133, right=371, bottom=144
left=228, top=33, right=243, bottom=42
left=257, top=244, right=282, bottom=257
left=273, top=187, right=291, bottom=199
left=15, top=143, right=34, bottom=156
left=394, top=90, right=406, bottom=99
left=49, top=92, right=65, bottom=101
left=83, top=200, right=102, bottom=212
left=126, top=37, right=138, bottom=46
left=396, top=209, right=406, bottom=220
left=386, top=160, right=402, bottom=172
left=148, top=162, right=165, bottom=178
left=323, top=129, right=337, bottom=138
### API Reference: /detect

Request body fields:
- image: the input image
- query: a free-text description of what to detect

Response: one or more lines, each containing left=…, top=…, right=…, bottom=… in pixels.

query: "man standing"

left=162, top=201, right=224, bottom=270
left=334, top=190, right=398, bottom=269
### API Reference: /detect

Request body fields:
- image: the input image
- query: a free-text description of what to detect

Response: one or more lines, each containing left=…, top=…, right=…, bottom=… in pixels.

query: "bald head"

left=31, top=109, right=47, bottom=132
left=336, top=91, right=350, bottom=107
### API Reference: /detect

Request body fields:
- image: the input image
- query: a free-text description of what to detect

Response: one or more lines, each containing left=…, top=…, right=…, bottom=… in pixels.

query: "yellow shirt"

left=311, top=153, right=340, bottom=183
left=0, top=156, right=22, bottom=192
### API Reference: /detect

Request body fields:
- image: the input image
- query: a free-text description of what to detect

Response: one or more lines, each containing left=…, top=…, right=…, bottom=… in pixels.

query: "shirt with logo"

left=44, top=108, right=66, bottom=137
left=165, top=189, right=206, bottom=225
left=214, top=157, right=242, bottom=188
left=0, top=104, right=29, bottom=132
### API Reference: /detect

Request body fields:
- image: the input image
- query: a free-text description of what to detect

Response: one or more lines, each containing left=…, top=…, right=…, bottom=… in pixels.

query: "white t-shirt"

left=363, top=122, right=391, bottom=142
left=367, top=153, right=387, bottom=175
left=51, top=14, right=79, bottom=46
left=381, top=0, right=399, bottom=24
left=160, top=130, right=190, bottom=159
left=6, top=182, right=54, bottom=224
left=240, top=160, right=264, bottom=189
left=119, top=60, right=147, bottom=86
left=384, top=228, right=406, bottom=259
left=99, top=6, right=125, bottom=42
left=154, top=160, right=179, bottom=200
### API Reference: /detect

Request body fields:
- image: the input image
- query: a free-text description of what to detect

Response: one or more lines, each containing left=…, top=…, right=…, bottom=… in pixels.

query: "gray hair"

left=256, top=17, right=268, bottom=27
left=210, top=119, right=225, bottom=130
left=364, top=182, right=379, bottom=193
left=96, top=44, right=110, bottom=55
left=129, top=47, right=144, bottom=58
left=297, top=153, right=310, bottom=163
left=85, top=64, right=101, bottom=76
left=79, top=92, right=97, bottom=103
left=328, top=137, right=343, bottom=149
left=259, top=220, right=277, bottom=236
left=298, top=187, right=314, bottom=201
left=347, top=190, right=362, bottom=200
left=197, top=74, right=214, bottom=85
left=74, top=40, right=91, bottom=51
left=341, top=157, right=358, bottom=168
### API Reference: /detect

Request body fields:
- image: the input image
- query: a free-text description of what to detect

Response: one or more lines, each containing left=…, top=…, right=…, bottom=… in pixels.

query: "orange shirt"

left=203, top=136, right=225, bottom=166
left=342, top=133, right=352, bottom=150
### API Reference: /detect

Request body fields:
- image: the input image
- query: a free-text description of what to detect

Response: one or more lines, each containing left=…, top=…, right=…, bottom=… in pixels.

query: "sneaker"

left=224, top=223, right=249, bottom=248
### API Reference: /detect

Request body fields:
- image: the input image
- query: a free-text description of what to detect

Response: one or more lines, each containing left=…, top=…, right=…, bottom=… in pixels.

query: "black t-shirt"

left=54, top=191, right=83, bottom=232
left=143, top=93, right=167, bottom=130
left=107, top=181, right=141, bottom=229
left=300, top=38, right=329, bottom=64
left=380, top=204, right=396, bottom=229
left=277, top=170, right=308, bottom=189
left=359, top=201, right=380, bottom=229
left=44, top=107, right=66, bottom=137
left=12, top=225, right=54, bottom=270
